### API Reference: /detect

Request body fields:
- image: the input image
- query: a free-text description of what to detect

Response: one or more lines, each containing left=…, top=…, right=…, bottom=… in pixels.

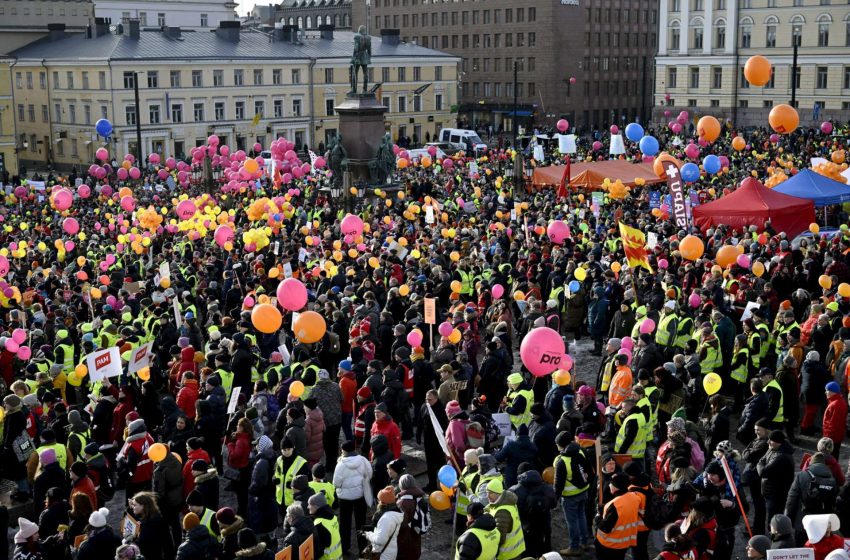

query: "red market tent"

left=531, top=161, right=664, bottom=189
left=691, top=178, right=815, bottom=238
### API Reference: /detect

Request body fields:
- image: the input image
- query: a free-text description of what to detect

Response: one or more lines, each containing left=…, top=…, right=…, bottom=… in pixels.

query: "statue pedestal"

left=335, top=93, right=388, bottom=183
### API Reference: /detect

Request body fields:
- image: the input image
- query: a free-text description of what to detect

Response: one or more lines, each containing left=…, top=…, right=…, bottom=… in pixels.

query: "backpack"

left=266, top=393, right=281, bottom=424
left=470, top=411, right=500, bottom=449
left=466, top=421, right=485, bottom=449
left=804, top=471, right=838, bottom=514
left=642, top=487, right=673, bottom=530
left=326, top=331, right=341, bottom=354
left=403, top=495, right=432, bottom=535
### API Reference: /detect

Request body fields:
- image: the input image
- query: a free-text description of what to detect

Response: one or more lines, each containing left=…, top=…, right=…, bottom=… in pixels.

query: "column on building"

left=679, top=0, right=689, bottom=54
left=659, top=0, right=669, bottom=55
left=725, top=0, right=736, bottom=54
left=703, top=0, right=713, bottom=53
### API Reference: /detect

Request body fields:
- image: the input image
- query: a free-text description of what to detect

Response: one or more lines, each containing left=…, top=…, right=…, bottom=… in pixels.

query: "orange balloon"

left=653, top=152, right=682, bottom=179
left=679, top=235, right=705, bottom=261
left=697, top=116, right=721, bottom=143
left=716, top=245, right=738, bottom=268
left=397, top=158, right=409, bottom=169
left=744, top=55, right=772, bottom=87
left=292, top=310, right=327, bottom=343
left=768, top=104, right=799, bottom=135
left=450, top=280, right=462, bottom=293
left=429, top=491, right=451, bottom=511
left=251, top=303, right=282, bottom=334
left=290, top=380, right=305, bottom=398
left=732, top=136, right=746, bottom=151
left=148, top=443, right=168, bottom=463
left=542, top=466, right=555, bottom=484
left=243, top=158, right=260, bottom=174
left=832, top=150, right=846, bottom=164
left=440, top=483, right=454, bottom=496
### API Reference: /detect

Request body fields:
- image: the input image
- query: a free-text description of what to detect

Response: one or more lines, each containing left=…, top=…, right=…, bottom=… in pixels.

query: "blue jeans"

left=562, top=493, right=589, bottom=549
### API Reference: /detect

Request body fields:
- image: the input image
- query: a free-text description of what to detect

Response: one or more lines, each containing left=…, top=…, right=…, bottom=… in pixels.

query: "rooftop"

left=7, top=26, right=455, bottom=62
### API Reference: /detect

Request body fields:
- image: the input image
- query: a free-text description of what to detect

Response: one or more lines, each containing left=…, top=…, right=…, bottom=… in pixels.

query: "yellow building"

left=5, top=20, right=458, bottom=171
left=654, top=0, right=850, bottom=126
left=0, top=55, right=18, bottom=177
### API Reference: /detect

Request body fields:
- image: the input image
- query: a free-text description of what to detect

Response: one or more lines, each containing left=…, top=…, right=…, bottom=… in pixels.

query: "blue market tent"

left=773, top=169, right=850, bottom=207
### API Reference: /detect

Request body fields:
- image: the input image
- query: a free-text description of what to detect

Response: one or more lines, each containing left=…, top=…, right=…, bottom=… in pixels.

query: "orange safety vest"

left=596, top=492, right=642, bottom=550
left=608, top=367, right=633, bottom=407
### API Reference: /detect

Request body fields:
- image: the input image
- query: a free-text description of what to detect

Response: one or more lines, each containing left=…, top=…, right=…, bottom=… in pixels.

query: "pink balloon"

left=442, top=158, right=454, bottom=170
left=557, top=119, right=569, bottom=133
left=282, top=173, right=293, bottom=184
left=208, top=134, right=220, bottom=146
left=148, top=153, right=161, bottom=165
left=520, top=327, right=566, bottom=376
left=689, top=292, right=702, bottom=308
left=769, top=133, right=780, bottom=144
left=16, top=346, right=31, bottom=361
left=214, top=225, right=234, bottom=247
left=165, top=157, right=176, bottom=169
left=719, top=156, right=730, bottom=169
left=129, top=167, right=141, bottom=180
left=11, top=328, right=26, bottom=345
left=547, top=220, right=571, bottom=245
left=618, top=348, right=633, bottom=365
left=157, top=169, right=169, bottom=180
left=340, top=214, right=364, bottom=236
left=253, top=142, right=262, bottom=153
left=95, top=147, right=109, bottom=161
left=609, top=125, right=619, bottom=134
left=5, top=340, right=19, bottom=354
left=438, top=322, right=453, bottom=337
left=53, top=189, right=73, bottom=211
left=63, top=217, right=80, bottom=235
left=639, top=319, right=656, bottom=335
left=821, top=121, right=834, bottom=134
left=120, top=196, right=135, bottom=212
left=277, top=278, right=308, bottom=311
left=620, top=337, right=634, bottom=351
left=671, top=123, right=682, bottom=134
left=314, top=157, right=326, bottom=169
left=561, top=354, right=574, bottom=371
left=492, top=284, right=504, bottom=299
left=176, top=199, right=196, bottom=220
left=117, top=168, right=129, bottom=181
left=684, top=143, right=700, bottom=159
left=407, top=330, right=423, bottom=347
left=220, top=145, right=230, bottom=157
left=736, top=254, right=751, bottom=268
left=243, top=296, right=255, bottom=309
left=592, top=141, right=603, bottom=151
left=658, top=258, right=669, bottom=269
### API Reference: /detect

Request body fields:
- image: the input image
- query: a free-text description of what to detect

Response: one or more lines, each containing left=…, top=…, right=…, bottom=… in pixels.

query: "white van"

left=438, top=128, right=488, bottom=153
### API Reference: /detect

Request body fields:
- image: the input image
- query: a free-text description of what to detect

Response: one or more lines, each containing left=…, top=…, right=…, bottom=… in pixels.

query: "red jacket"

left=176, top=379, right=200, bottom=420
left=823, top=393, right=848, bottom=446
left=183, top=448, right=211, bottom=497
left=110, top=398, right=136, bottom=443
left=71, top=476, right=99, bottom=509
left=370, top=417, right=401, bottom=459
left=339, top=374, right=357, bottom=414
left=226, top=432, right=252, bottom=469
left=807, top=533, right=845, bottom=560
left=118, top=433, right=154, bottom=484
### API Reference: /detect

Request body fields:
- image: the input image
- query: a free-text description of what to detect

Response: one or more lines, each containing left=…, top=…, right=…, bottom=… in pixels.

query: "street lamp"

left=133, top=71, right=144, bottom=166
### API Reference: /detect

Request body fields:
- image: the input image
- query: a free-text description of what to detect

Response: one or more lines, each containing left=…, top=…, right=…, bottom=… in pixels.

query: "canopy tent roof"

left=531, top=161, right=664, bottom=190
left=692, top=178, right=815, bottom=238
left=771, top=169, right=850, bottom=207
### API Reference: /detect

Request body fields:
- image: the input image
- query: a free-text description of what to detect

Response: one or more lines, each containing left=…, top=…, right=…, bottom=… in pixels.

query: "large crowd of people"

left=2, top=118, right=850, bottom=560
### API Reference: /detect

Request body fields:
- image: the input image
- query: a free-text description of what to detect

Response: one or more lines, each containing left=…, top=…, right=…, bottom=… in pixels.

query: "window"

left=819, top=22, right=830, bottom=46
left=158, top=12, right=165, bottom=26
left=529, top=7, right=536, bottom=21
left=99, top=71, right=106, bottom=89
left=273, top=69, right=282, bottom=85
left=54, top=103, right=61, bottom=122
left=235, top=101, right=245, bottom=120
left=147, top=71, right=158, bottom=88
left=689, top=67, right=699, bottom=88
left=817, top=66, right=829, bottom=88
left=192, top=70, right=202, bottom=87
left=101, top=105, right=108, bottom=119
left=435, top=66, right=442, bottom=81
left=435, top=94, right=443, bottom=111
left=123, top=72, right=135, bottom=89
left=200, top=13, right=208, bottom=27
left=793, top=24, right=803, bottom=46
left=766, top=25, right=776, bottom=47
left=715, top=0, right=725, bottom=8
left=66, top=72, right=74, bottom=89
left=26, top=72, right=32, bottom=89
left=253, top=69, right=263, bottom=85
left=398, top=67, right=406, bottom=81
left=16, top=104, right=24, bottom=122
left=274, top=99, right=283, bottom=118
left=846, top=22, right=850, bottom=46
left=382, top=96, right=391, bottom=110
left=693, top=0, right=703, bottom=9
left=671, top=26, right=680, bottom=50
left=382, top=67, right=390, bottom=83
left=215, top=102, right=225, bottom=120
left=172, top=104, right=183, bottom=123
left=672, top=0, right=680, bottom=10
left=413, top=67, right=421, bottom=81
left=71, top=139, right=78, bottom=158
left=125, top=105, right=137, bottom=125
left=40, top=72, right=46, bottom=89
left=712, top=67, right=722, bottom=88
left=213, top=70, right=224, bottom=87
left=710, top=99, right=719, bottom=107
left=529, top=33, right=536, bottom=47
left=845, top=66, right=850, bottom=89
left=193, top=103, right=204, bottom=122
left=149, top=104, right=160, bottom=124
left=291, top=69, right=301, bottom=84
left=398, top=96, right=407, bottom=112
left=483, top=83, right=491, bottom=97
left=740, top=25, right=751, bottom=48
left=53, top=71, right=59, bottom=89
left=793, top=66, right=801, bottom=89
left=740, top=67, right=750, bottom=89
left=57, top=139, right=63, bottom=156
left=326, top=99, right=335, bottom=116
left=234, top=70, right=244, bottom=86
left=323, top=68, right=334, bottom=84
left=517, top=7, right=524, bottom=22
left=14, top=72, right=21, bottom=90
left=505, top=8, right=512, bottom=22
left=292, top=99, right=302, bottom=116
left=715, top=24, right=725, bottom=48
left=688, top=99, right=697, bottom=107
left=41, top=105, right=48, bottom=122
left=83, top=104, right=90, bottom=124
left=170, top=70, right=181, bottom=88
left=68, top=104, right=76, bottom=123
left=254, top=100, right=264, bottom=118
left=763, top=100, right=773, bottom=108
left=693, top=27, right=703, bottom=49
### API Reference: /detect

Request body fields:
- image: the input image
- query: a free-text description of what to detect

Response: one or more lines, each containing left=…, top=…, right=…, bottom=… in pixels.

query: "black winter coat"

left=77, top=527, right=122, bottom=560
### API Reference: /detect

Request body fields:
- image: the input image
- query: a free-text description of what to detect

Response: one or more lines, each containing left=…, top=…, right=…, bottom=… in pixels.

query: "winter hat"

left=21, top=394, right=39, bottom=408
left=611, top=473, right=630, bottom=492
left=802, top=513, right=841, bottom=544
left=70, top=461, right=88, bottom=478
left=748, top=535, right=771, bottom=556
left=507, top=373, right=523, bottom=385
left=317, top=369, right=330, bottom=380
left=486, top=478, right=504, bottom=494
left=4, top=394, right=21, bottom=409
left=341, top=440, right=356, bottom=453
left=478, top=454, right=496, bottom=474
left=464, top=449, right=481, bottom=466
left=399, top=474, right=416, bottom=491
left=666, top=417, right=686, bottom=434
left=245, top=407, right=259, bottom=420
left=826, top=551, right=850, bottom=560
left=238, top=528, right=258, bottom=550
left=128, top=418, right=146, bottom=435
left=281, top=437, right=295, bottom=450
left=256, top=435, right=273, bottom=454
left=378, top=486, right=396, bottom=505
left=40, top=448, right=57, bottom=465
left=826, top=381, right=841, bottom=394
left=292, top=475, right=310, bottom=492
left=769, top=430, right=786, bottom=443
left=14, top=518, right=38, bottom=543
left=182, top=512, right=200, bottom=530
left=715, top=440, right=733, bottom=455
left=541, top=553, right=564, bottom=560
left=192, top=459, right=209, bottom=472
left=357, top=386, right=372, bottom=399
left=375, top=402, right=389, bottom=414
left=388, top=458, right=406, bottom=474
left=216, top=507, right=236, bottom=526
left=89, top=507, right=110, bottom=528
left=692, top=497, right=714, bottom=516
left=607, top=338, right=622, bottom=350
left=807, top=350, right=821, bottom=362
left=705, top=462, right=725, bottom=478
left=818, top=437, right=835, bottom=454
left=308, top=492, right=327, bottom=509
left=770, top=514, right=793, bottom=537
left=186, top=489, right=205, bottom=507
left=84, top=442, right=99, bottom=456
left=445, top=400, right=462, bottom=418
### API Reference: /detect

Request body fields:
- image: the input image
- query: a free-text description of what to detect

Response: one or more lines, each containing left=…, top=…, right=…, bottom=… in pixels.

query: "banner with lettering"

left=86, top=347, right=122, bottom=382
left=663, top=160, right=689, bottom=228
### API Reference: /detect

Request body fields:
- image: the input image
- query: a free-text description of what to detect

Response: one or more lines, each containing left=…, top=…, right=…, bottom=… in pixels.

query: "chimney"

left=163, top=26, right=182, bottom=40
left=92, top=16, right=111, bottom=38
left=380, top=29, right=400, bottom=46
left=47, top=23, right=66, bottom=42
left=318, top=24, right=334, bottom=40
left=125, top=18, right=140, bottom=39
left=216, top=20, right=241, bottom=42
left=275, top=24, right=298, bottom=43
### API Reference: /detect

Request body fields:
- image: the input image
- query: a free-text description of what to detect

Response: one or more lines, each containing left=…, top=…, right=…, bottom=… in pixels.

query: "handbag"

left=365, top=519, right=400, bottom=560
left=223, top=467, right=241, bottom=481
left=13, top=432, right=34, bottom=463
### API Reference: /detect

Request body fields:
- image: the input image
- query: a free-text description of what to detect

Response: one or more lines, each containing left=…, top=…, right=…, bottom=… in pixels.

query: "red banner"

left=663, top=161, right=688, bottom=229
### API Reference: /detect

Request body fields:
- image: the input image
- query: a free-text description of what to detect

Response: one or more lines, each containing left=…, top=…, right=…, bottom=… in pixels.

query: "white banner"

left=86, top=347, right=122, bottom=382
left=227, top=386, right=242, bottom=414
left=426, top=403, right=451, bottom=457
left=127, top=342, right=154, bottom=374
left=766, top=549, right=814, bottom=560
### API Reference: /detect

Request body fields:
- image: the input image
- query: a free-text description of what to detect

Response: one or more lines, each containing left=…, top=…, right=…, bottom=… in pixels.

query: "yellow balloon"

left=574, top=268, right=587, bottom=281
left=838, top=283, right=850, bottom=298
left=702, top=372, right=722, bottom=395
left=399, top=284, right=410, bottom=297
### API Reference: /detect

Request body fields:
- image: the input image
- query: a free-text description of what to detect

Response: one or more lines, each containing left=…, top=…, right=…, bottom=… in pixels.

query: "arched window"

left=297, top=16, right=303, bottom=28
left=739, top=16, right=753, bottom=47
left=790, top=14, right=805, bottom=45
left=334, top=14, right=339, bottom=27
left=288, top=17, right=295, bottom=25
left=306, top=16, right=312, bottom=28
left=326, top=15, right=332, bottom=25
left=817, top=14, right=832, bottom=46
left=689, top=16, right=704, bottom=49
left=714, top=17, right=726, bottom=48
left=764, top=16, right=778, bottom=47
left=669, top=19, right=681, bottom=50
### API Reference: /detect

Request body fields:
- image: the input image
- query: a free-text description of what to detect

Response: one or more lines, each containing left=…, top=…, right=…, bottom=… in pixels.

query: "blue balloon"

left=95, top=118, right=113, bottom=138
left=438, top=464, right=457, bottom=487
left=568, top=280, right=581, bottom=292
left=681, top=162, right=700, bottom=183
left=639, top=135, right=659, bottom=156
left=625, top=123, right=645, bottom=143
left=703, top=154, right=721, bottom=174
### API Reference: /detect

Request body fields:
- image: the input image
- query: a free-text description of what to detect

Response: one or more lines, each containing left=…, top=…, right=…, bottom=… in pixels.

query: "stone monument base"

left=335, top=93, right=388, bottom=184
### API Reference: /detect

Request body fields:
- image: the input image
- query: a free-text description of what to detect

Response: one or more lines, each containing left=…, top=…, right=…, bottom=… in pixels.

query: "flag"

left=251, top=112, right=261, bottom=126
left=618, top=222, right=653, bottom=272
left=308, top=150, right=318, bottom=174
left=557, top=157, right=570, bottom=200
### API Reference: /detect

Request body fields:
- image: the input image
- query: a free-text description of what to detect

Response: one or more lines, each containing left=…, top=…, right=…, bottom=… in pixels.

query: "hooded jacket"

left=371, top=416, right=402, bottom=459
left=304, top=406, right=325, bottom=465
left=785, top=462, right=837, bottom=521
left=248, top=444, right=278, bottom=535
left=153, top=451, right=184, bottom=511
left=219, top=516, right=246, bottom=560
left=510, top=469, right=557, bottom=530
left=757, top=440, right=796, bottom=497
left=487, top=489, right=522, bottom=542
left=333, top=453, right=373, bottom=502
left=176, top=378, right=200, bottom=420
left=365, top=506, right=404, bottom=560
left=176, top=525, right=219, bottom=560
left=456, top=513, right=499, bottom=560
left=283, top=414, right=308, bottom=459
left=494, top=432, right=538, bottom=488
